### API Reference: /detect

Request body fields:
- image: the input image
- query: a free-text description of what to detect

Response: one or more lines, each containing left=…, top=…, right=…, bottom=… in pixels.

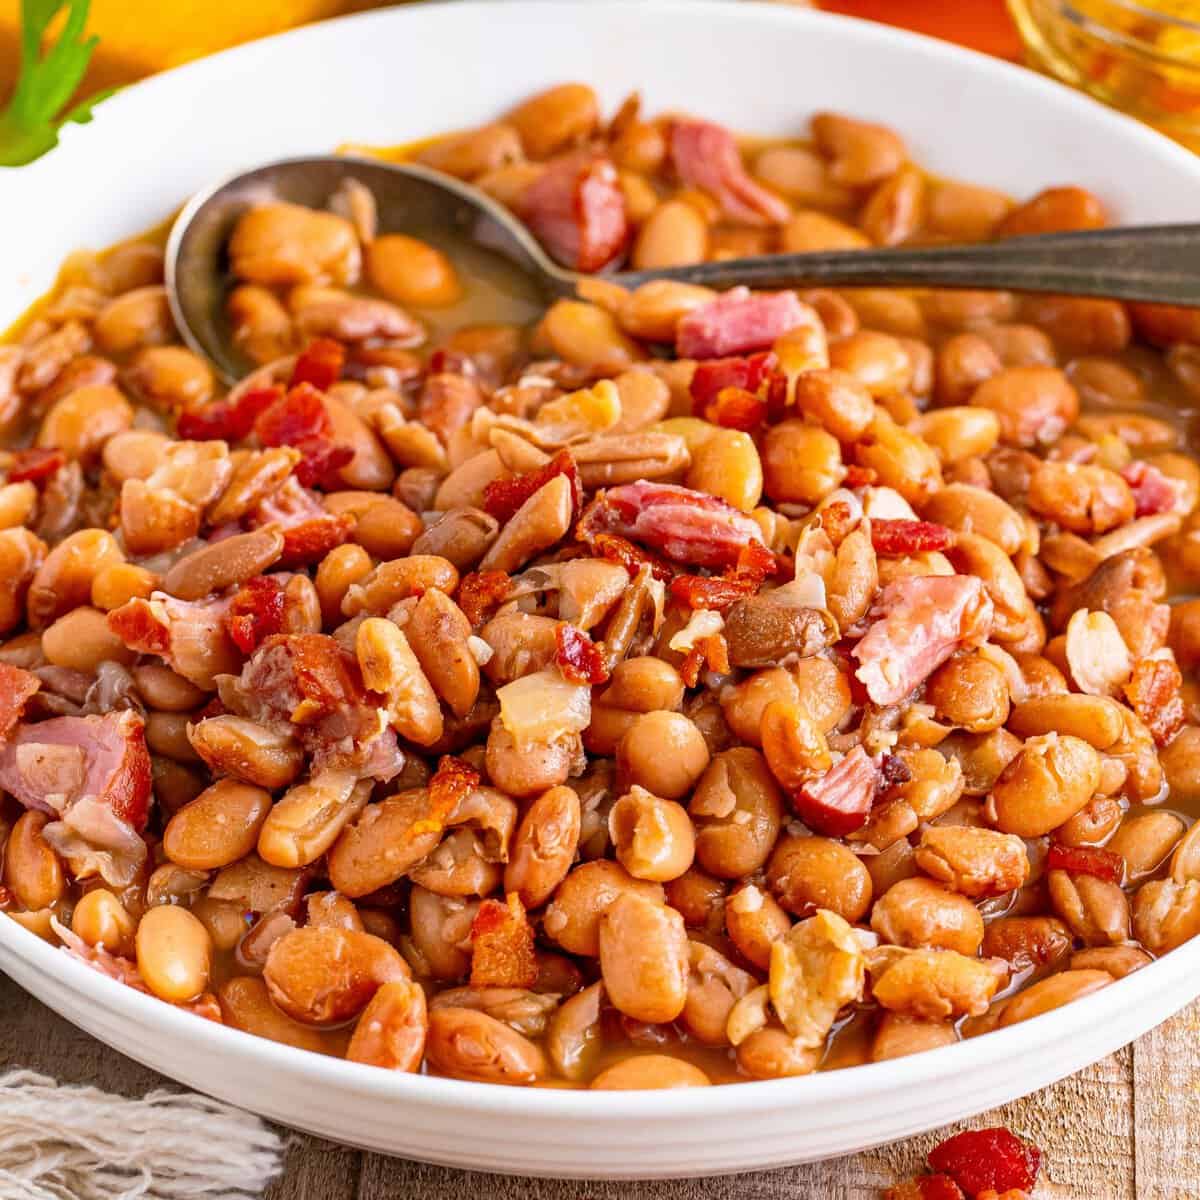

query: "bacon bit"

left=670, top=574, right=757, bottom=613
left=1046, top=843, right=1125, bottom=884
left=853, top=576, right=994, bottom=706
left=107, top=599, right=171, bottom=656
left=579, top=480, right=766, bottom=570
left=680, top=633, right=731, bottom=687
left=1121, top=459, right=1185, bottom=517
left=586, top=531, right=675, bottom=583
left=8, top=447, right=65, bottom=485
left=290, top=338, right=345, bottom=390
left=522, top=153, right=629, bottom=273
left=884, top=1177, right=966, bottom=1200
left=871, top=518, right=954, bottom=557
left=844, top=464, right=878, bottom=488
left=1124, top=655, right=1185, bottom=746
left=555, top=623, right=610, bottom=685
left=702, top=386, right=767, bottom=430
left=670, top=118, right=791, bottom=225
left=815, top=499, right=859, bottom=546
left=689, top=351, right=776, bottom=414
left=0, top=663, right=41, bottom=742
left=279, top=514, right=354, bottom=568
left=677, top=288, right=812, bottom=360
left=733, top=539, right=783, bottom=582
left=926, top=1128, right=1041, bottom=1197
left=457, top=570, right=513, bottom=626
left=483, top=449, right=583, bottom=525
left=470, top=893, right=538, bottom=989
left=792, top=745, right=877, bottom=837
left=177, top=384, right=282, bottom=443
left=253, top=382, right=354, bottom=488
left=427, top=754, right=481, bottom=833
left=224, top=576, right=286, bottom=655
left=877, top=752, right=913, bottom=794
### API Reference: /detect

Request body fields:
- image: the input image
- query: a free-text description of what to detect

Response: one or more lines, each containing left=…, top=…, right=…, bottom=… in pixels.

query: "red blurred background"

left=819, top=0, right=1021, bottom=59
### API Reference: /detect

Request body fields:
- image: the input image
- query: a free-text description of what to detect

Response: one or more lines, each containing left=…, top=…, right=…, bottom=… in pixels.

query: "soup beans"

left=5, top=83, right=1200, bottom=1096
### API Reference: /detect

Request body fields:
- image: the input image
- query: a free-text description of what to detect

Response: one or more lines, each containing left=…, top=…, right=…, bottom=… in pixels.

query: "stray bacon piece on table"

left=926, top=1128, right=1041, bottom=1198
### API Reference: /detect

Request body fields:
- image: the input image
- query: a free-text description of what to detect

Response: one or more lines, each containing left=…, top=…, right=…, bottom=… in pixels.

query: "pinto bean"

left=598, top=891, right=689, bottom=1024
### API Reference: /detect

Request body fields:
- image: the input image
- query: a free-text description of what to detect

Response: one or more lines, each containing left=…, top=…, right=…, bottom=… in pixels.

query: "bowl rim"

left=6, top=0, right=1200, bottom=1120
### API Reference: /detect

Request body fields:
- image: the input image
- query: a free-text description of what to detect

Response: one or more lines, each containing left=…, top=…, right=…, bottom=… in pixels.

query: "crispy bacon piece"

left=853, top=575, right=994, bottom=706
left=177, top=383, right=282, bottom=442
left=884, top=1177, right=966, bottom=1200
left=877, top=752, right=913, bottom=793
left=677, top=288, right=811, bottom=360
left=1046, top=843, right=1125, bottom=884
left=870, top=518, right=954, bottom=557
left=251, top=477, right=354, bottom=567
left=689, top=351, right=776, bottom=413
left=555, top=623, right=610, bottom=685
left=579, top=481, right=766, bottom=570
left=253, top=382, right=354, bottom=488
left=225, top=576, right=286, bottom=655
left=1121, top=459, right=1185, bottom=517
left=457, top=570, right=513, bottom=626
left=702, top=386, right=767, bottom=431
left=670, top=118, right=791, bottom=225
left=521, top=153, right=629, bottom=272
left=470, top=893, right=538, bottom=989
left=429, top=754, right=481, bottom=829
left=586, top=531, right=675, bottom=583
left=926, top=1128, right=1041, bottom=1198
left=8, top=447, right=65, bottom=485
left=0, top=663, right=41, bottom=741
left=0, top=710, right=152, bottom=831
left=843, top=464, right=879, bottom=488
left=1124, top=654, right=1185, bottom=746
left=669, top=574, right=757, bottom=613
left=483, top=449, right=583, bottom=525
left=791, top=744, right=876, bottom=837
left=680, top=633, right=731, bottom=688
left=734, top=540, right=783, bottom=582
left=290, top=337, right=345, bottom=390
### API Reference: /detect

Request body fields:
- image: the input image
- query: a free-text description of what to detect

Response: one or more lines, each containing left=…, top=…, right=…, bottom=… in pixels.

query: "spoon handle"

left=610, top=224, right=1200, bottom=305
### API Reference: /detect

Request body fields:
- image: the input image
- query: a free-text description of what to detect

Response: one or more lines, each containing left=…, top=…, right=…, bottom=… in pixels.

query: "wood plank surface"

left=3, top=969, right=1196, bottom=1198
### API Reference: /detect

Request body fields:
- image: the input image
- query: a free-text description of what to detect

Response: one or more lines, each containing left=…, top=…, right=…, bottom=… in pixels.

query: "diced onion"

left=497, top=668, right=592, bottom=748
left=669, top=608, right=724, bottom=653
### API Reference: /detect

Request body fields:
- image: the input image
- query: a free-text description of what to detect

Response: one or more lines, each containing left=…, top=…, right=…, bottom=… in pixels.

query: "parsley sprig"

left=0, top=0, right=113, bottom=167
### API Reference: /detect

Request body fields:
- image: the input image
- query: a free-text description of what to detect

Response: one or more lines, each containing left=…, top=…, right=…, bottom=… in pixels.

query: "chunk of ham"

left=1121, top=460, right=1187, bottom=517
left=676, top=288, right=810, bottom=360
left=853, top=575, right=994, bottom=706
left=108, top=592, right=242, bottom=690
left=0, top=711, right=152, bottom=887
left=521, top=153, right=628, bottom=272
left=792, top=745, right=877, bottom=837
left=219, top=633, right=403, bottom=781
left=670, top=118, right=790, bottom=226
left=579, top=480, right=766, bottom=570
left=250, top=476, right=353, bottom=566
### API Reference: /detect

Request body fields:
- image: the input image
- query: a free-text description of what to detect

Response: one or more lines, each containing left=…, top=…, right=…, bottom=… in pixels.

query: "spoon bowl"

left=167, top=153, right=1200, bottom=386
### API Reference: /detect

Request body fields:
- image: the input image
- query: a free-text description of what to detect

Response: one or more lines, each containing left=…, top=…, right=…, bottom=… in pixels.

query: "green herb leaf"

left=0, top=0, right=115, bottom=167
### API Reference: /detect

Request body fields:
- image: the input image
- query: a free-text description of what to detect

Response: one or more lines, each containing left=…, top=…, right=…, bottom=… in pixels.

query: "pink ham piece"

left=791, top=745, right=877, bottom=837
left=669, top=118, right=790, bottom=226
left=676, top=288, right=810, bottom=359
left=108, top=592, right=242, bottom=691
left=1121, top=460, right=1187, bottom=517
left=853, top=575, right=994, bottom=706
left=522, top=153, right=629, bottom=272
left=580, top=480, right=766, bottom=570
left=219, top=633, right=403, bottom=781
left=0, top=711, right=152, bottom=887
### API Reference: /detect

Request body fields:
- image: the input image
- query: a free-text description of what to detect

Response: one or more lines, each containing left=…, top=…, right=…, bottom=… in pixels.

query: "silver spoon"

left=166, top=154, right=1200, bottom=385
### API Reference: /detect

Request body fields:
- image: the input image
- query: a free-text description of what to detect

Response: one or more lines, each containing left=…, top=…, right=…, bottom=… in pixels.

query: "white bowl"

left=4, top=0, right=1200, bottom=1179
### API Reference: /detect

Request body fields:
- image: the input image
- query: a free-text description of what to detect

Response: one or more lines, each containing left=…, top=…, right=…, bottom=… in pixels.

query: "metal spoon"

left=166, top=153, right=1200, bottom=384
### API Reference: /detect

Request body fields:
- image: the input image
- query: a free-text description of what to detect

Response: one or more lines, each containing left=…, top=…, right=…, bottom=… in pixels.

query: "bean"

left=28, top=528, right=123, bottom=630
left=997, top=186, right=1106, bottom=237
left=598, top=891, right=689, bottom=1023
left=328, top=789, right=445, bottom=898
left=366, top=234, right=461, bottom=308
left=998, top=969, right=1112, bottom=1026
left=229, top=203, right=360, bottom=286
left=346, top=978, right=428, bottom=1072
left=542, top=860, right=664, bottom=957
left=93, top=286, right=172, bottom=354
left=779, top=212, right=869, bottom=253
left=686, top=428, right=761, bottom=513
left=161, top=528, right=283, bottom=601
left=135, top=905, right=212, bottom=1003
left=1048, top=870, right=1130, bottom=946
left=541, top=300, right=645, bottom=372
left=426, top=1007, right=546, bottom=1084
left=971, top=366, right=1079, bottom=448
left=4, top=811, right=65, bottom=911
left=591, top=1056, right=710, bottom=1090
left=506, top=83, right=598, bottom=158
left=762, top=420, right=844, bottom=505
left=691, top=747, right=785, bottom=878
left=870, top=1013, right=958, bottom=1062
left=42, top=606, right=135, bottom=672
left=989, top=734, right=1101, bottom=837
left=811, top=112, right=906, bottom=187
left=617, top=710, right=709, bottom=800
left=981, top=916, right=1072, bottom=972
left=632, top=201, right=708, bottom=269
left=1108, top=810, right=1185, bottom=881
left=324, top=492, right=422, bottom=559
left=416, top=123, right=524, bottom=179
left=188, top=716, right=304, bottom=790
left=504, top=785, right=582, bottom=908
left=871, top=877, right=984, bottom=955
left=608, top=786, right=695, bottom=882
left=767, top=835, right=872, bottom=923
left=218, top=977, right=331, bottom=1054
left=72, top=888, right=136, bottom=956
left=264, top=926, right=409, bottom=1026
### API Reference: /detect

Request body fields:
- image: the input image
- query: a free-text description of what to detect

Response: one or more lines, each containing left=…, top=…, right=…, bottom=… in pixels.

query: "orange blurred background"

left=0, top=0, right=1020, bottom=95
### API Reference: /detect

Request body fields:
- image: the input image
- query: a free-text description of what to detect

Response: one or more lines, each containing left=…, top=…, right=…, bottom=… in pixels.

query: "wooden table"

left=3, top=971, right=1197, bottom=1198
